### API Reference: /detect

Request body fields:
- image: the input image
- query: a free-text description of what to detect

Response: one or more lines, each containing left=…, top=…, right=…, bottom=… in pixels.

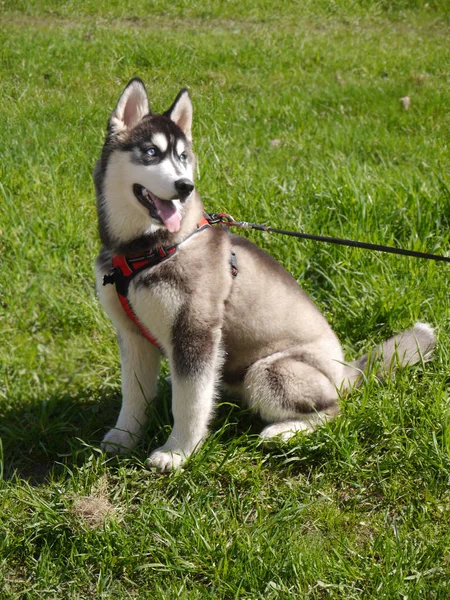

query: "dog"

left=94, top=78, right=435, bottom=472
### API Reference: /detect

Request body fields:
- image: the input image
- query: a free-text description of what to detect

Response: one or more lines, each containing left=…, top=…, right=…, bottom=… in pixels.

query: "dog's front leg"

left=102, top=331, right=161, bottom=454
left=146, top=328, right=222, bottom=472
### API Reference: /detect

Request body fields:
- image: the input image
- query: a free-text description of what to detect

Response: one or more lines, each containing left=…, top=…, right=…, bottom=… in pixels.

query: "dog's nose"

left=175, top=178, right=194, bottom=198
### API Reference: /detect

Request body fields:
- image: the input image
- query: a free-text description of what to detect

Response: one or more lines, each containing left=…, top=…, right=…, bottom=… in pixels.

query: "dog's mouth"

left=133, top=184, right=182, bottom=233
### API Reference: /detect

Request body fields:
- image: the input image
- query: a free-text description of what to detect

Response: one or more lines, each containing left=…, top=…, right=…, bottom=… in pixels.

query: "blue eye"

left=179, top=152, right=187, bottom=163
left=145, top=147, right=157, bottom=157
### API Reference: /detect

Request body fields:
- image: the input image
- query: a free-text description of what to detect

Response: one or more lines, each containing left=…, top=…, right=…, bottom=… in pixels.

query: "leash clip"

left=205, top=212, right=236, bottom=226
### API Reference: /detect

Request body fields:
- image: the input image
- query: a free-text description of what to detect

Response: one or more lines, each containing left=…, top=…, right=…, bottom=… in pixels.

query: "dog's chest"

left=95, top=254, right=184, bottom=349
left=128, top=272, right=184, bottom=350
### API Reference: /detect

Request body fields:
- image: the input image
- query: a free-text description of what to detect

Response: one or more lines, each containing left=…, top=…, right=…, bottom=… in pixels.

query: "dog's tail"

left=341, top=322, right=435, bottom=391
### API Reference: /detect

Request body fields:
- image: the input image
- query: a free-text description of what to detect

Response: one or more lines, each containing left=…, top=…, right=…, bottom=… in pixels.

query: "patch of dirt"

left=72, top=495, right=115, bottom=529
left=71, top=475, right=118, bottom=529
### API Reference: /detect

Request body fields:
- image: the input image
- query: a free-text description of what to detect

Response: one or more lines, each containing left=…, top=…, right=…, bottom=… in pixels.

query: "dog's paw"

left=146, top=449, right=184, bottom=472
left=259, top=420, right=313, bottom=444
left=101, top=428, right=138, bottom=455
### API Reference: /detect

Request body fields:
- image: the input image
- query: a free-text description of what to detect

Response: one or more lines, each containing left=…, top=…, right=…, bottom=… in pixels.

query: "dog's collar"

left=112, top=215, right=211, bottom=277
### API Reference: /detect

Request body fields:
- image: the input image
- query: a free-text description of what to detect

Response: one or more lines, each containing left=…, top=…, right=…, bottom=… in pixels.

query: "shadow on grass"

left=0, top=378, right=390, bottom=489
left=0, top=386, right=122, bottom=484
left=0, top=380, right=264, bottom=486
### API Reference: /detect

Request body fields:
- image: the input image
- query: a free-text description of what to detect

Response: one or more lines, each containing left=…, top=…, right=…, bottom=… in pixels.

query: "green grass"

left=1, top=1, right=449, bottom=598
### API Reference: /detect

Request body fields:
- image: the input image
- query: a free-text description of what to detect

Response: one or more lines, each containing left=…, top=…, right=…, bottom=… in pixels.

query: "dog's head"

left=95, top=78, right=198, bottom=249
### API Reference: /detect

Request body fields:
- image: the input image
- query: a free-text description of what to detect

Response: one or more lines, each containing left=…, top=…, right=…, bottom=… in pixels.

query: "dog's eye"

left=145, top=147, right=157, bottom=157
left=179, top=152, right=187, bottom=163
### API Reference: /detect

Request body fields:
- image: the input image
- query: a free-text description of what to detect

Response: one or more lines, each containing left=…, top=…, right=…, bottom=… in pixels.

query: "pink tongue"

left=151, top=195, right=182, bottom=233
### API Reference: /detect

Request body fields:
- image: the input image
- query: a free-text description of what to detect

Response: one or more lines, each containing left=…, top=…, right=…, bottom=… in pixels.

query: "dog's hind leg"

left=243, top=347, right=341, bottom=441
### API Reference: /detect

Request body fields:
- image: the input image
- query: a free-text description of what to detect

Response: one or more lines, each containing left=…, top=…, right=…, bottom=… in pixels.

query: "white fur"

left=260, top=413, right=334, bottom=443
left=152, top=132, right=168, bottom=153
left=147, top=362, right=221, bottom=472
left=176, top=139, right=186, bottom=157
left=102, top=152, right=191, bottom=243
left=103, top=152, right=163, bottom=242
left=143, top=159, right=190, bottom=199
left=129, top=280, right=182, bottom=349
left=101, top=329, right=161, bottom=453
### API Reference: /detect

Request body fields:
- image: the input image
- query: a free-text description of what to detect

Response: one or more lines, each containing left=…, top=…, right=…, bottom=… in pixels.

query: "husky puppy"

left=94, top=78, right=435, bottom=472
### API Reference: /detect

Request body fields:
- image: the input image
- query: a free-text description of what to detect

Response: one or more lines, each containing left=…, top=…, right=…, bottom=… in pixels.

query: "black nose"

left=175, top=178, right=194, bottom=198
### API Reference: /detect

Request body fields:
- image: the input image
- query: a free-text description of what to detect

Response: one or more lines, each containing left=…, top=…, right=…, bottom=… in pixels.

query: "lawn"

left=0, top=1, right=449, bottom=598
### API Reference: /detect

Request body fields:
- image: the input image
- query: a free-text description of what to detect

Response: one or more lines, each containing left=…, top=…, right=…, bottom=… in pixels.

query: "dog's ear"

left=109, top=78, right=149, bottom=133
left=164, top=89, right=193, bottom=141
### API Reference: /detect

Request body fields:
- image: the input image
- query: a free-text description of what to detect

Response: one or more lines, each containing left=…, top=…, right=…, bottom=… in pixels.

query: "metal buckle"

left=206, top=212, right=236, bottom=226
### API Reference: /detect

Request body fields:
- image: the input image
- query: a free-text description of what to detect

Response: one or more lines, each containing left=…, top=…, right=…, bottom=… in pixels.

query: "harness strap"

left=116, top=283, right=160, bottom=347
left=108, top=254, right=162, bottom=347
left=103, top=216, right=237, bottom=349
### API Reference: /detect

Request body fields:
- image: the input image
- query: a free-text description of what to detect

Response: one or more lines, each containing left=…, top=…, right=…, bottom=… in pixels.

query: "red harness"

left=102, top=216, right=237, bottom=349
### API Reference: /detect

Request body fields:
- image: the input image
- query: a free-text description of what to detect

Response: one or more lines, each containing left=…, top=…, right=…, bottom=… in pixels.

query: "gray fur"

left=343, top=322, right=435, bottom=387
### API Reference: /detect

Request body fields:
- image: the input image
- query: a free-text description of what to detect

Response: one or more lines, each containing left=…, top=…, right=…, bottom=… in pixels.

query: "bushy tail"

left=342, top=322, right=435, bottom=391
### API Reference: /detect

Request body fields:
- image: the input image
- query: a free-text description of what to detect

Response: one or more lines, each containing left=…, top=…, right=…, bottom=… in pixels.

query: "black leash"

left=205, top=213, right=450, bottom=264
